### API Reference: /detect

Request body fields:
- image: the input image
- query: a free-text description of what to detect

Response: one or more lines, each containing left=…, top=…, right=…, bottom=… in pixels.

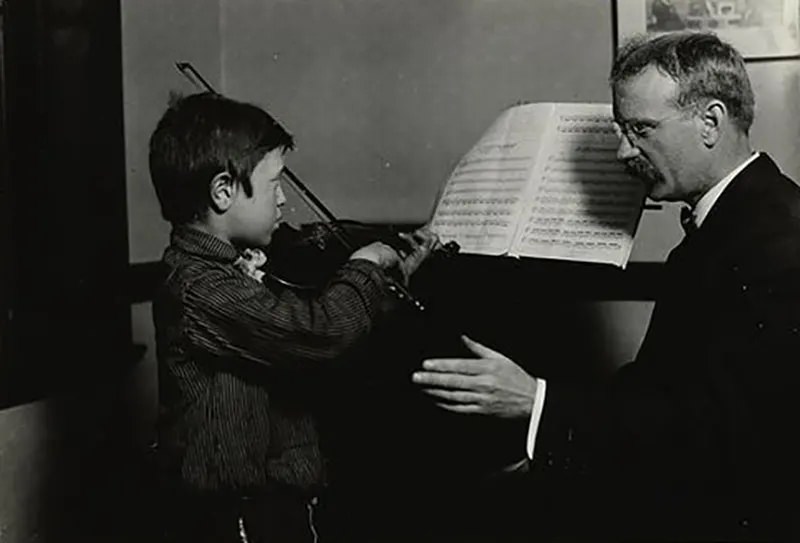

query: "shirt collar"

left=691, top=152, right=760, bottom=228
left=169, top=225, right=240, bottom=262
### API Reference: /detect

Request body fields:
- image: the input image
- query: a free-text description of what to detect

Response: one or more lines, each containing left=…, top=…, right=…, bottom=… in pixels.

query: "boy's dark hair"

left=610, top=31, right=754, bottom=134
left=149, top=92, right=295, bottom=225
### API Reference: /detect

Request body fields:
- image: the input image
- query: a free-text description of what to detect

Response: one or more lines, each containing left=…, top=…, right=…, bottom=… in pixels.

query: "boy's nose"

left=277, top=183, right=287, bottom=206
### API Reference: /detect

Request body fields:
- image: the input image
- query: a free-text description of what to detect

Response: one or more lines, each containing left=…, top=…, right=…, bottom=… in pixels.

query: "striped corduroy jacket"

left=153, top=226, right=392, bottom=497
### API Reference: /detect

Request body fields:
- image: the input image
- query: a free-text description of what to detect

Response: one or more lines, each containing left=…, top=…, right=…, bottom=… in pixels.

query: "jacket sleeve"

left=180, top=259, right=394, bottom=369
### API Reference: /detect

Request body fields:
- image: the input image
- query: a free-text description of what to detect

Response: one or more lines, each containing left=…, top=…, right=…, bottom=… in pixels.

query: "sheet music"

left=429, top=104, right=552, bottom=254
left=510, top=105, right=645, bottom=267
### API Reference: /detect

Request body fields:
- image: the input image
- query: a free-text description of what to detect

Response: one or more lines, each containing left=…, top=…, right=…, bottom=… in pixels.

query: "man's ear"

left=209, top=172, right=236, bottom=212
left=699, top=100, right=726, bottom=148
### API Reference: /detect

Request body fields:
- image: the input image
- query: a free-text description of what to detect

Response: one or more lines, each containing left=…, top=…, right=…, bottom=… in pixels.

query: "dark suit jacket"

left=535, top=154, right=800, bottom=540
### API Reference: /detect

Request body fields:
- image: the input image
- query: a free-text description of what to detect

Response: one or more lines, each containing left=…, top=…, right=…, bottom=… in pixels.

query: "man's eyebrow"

left=615, top=116, right=655, bottom=126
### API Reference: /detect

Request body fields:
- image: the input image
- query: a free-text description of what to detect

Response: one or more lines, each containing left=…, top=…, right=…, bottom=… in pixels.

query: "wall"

left=221, top=0, right=615, bottom=224
left=123, top=0, right=224, bottom=264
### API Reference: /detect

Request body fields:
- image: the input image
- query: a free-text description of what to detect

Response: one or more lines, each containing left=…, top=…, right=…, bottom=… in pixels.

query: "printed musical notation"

left=429, top=105, right=545, bottom=254
left=430, top=103, right=646, bottom=267
left=513, top=112, right=645, bottom=266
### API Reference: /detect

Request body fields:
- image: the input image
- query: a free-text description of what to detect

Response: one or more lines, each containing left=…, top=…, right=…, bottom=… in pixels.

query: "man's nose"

left=277, top=183, right=287, bottom=206
left=616, top=133, right=641, bottom=162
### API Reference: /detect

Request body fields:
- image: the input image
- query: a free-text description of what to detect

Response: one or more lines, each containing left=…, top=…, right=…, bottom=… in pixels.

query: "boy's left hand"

left=349, top=241, right=402, bottom=269
left=397, top=228, right=440, bottom=279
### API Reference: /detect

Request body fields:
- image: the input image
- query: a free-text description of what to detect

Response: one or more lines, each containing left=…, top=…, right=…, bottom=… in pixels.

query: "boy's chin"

left=258, top=232, right=274, bottom=248
left=235, top=233, right=273, bottom=250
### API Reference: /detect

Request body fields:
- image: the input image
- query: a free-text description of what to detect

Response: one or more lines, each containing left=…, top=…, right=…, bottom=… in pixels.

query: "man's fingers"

left=433, top=403, right=485, bottom=415
left=461, top=335, right=507, bottom=359
left=419, top=358, right=492, bottom=375
left=412, top=370, right=483, bottom=389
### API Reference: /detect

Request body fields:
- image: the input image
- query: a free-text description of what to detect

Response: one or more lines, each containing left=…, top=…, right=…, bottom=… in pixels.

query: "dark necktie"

left=680, top=206, right=697, bottom=236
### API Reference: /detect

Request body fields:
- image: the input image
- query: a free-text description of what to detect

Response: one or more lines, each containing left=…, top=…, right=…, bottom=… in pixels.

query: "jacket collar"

left=169, top=225, right=240, bottom=263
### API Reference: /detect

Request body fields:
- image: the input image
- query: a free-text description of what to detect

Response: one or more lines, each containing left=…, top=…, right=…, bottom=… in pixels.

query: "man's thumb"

left=461, top=335, right=505, bottom=359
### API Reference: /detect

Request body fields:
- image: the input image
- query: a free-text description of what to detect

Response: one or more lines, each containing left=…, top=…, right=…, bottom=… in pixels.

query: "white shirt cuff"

left=526, top=378, right=547, bottom=460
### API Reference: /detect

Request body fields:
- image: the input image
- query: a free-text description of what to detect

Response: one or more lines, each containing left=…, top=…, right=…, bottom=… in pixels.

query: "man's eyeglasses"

left=613, top=112, right=690, bottom=141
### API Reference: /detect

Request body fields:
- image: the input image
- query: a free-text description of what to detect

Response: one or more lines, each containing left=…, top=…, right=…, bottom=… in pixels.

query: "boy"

left=149, top=92, right=437, bottom=542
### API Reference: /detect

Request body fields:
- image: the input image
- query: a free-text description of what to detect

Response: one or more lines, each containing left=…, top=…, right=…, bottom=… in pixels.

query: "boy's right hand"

left=349, top=241, right=402, bottom=269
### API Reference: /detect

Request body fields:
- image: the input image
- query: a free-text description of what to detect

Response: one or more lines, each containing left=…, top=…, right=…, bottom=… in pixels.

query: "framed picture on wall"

left=615, top=0, right=800, bottom=60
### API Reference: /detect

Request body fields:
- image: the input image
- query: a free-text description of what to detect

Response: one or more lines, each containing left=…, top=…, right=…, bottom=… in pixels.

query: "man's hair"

left=149, top=92, right=295, bottom=224
left=610, top=31, right=754, bottom=134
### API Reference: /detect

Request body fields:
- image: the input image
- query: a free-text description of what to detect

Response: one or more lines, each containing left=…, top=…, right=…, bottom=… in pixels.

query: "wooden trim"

left=127, top=257, right=665, bottom=304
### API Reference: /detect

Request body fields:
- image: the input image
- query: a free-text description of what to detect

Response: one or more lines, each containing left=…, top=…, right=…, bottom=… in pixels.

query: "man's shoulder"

left=724, top=158, right=800, bottom=247
left=720, top=181, right=800, bottom=283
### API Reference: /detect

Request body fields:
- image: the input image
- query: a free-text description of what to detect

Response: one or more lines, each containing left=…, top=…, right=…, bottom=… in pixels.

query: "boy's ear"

left=209, top=172, right=236, bottom=212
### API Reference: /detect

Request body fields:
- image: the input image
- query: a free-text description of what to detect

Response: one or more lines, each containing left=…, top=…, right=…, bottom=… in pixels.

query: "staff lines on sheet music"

left=438, top=196, right=519, bottom=207
left=434, top=208, right=515, bottom=217
left=520, top=237, right=623, bottom=251
left=523, top=226, right=626, bottom=239
left=457, top=156, right=531, bottom=167
left=541, top=176, right=636, bottom=186
left=557, top=135, right=620, bottom=145
left=455, top=167, right=529, bottom=175
left=543, top=166, right=630, bottom=175
left=558, top=114, right=610, bottom=124
left=530, top=207, right=633, bottom=218
left=539, top=186, right=640, bottom=198
left=459, top=233, right=508, bottom=240
left=546, top=156, right=624, bottom=165
left=536, top=189, right=641, bottom=200
left=534, top=196, right=641, bottom=207
left=528, top=216, right=630, bottom=228
left=551, top=144, right=618, bottom=154
left=432, top=219, right=511, bottom=228
left=443, top=186, right=523, bottom=195
left=544, top=164, right=627, bottom=174
left=557, top=126, right=616, bottom=136
left=447, top=175, right=528, bottom=185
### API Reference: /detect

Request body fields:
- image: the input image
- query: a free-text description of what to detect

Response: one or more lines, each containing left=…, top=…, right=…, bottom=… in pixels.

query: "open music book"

left=429, top=103, right=646, bottom=268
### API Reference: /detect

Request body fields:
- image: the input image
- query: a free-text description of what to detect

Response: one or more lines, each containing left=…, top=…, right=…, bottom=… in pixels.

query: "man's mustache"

left=624, top=158, right=660, bottom=181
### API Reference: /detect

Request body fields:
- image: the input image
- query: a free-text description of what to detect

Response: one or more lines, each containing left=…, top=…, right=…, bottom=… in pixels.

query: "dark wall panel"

left=1, top=0, right=132, bottom=408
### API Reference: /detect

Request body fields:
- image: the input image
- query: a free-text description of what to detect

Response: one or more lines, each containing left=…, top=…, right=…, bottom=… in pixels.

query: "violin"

left=175, top=62, right=458, bottom=311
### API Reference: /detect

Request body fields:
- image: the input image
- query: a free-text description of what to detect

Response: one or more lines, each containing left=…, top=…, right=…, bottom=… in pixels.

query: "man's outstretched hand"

left=412, top=335, right=537, bottom=420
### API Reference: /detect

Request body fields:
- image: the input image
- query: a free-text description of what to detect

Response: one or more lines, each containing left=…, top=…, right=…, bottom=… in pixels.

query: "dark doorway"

left=1, top=0, right=132, bottom=408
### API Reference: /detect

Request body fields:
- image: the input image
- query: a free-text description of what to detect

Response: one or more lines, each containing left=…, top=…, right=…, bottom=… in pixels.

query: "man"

left=413, top=32, right=800, bottom=540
